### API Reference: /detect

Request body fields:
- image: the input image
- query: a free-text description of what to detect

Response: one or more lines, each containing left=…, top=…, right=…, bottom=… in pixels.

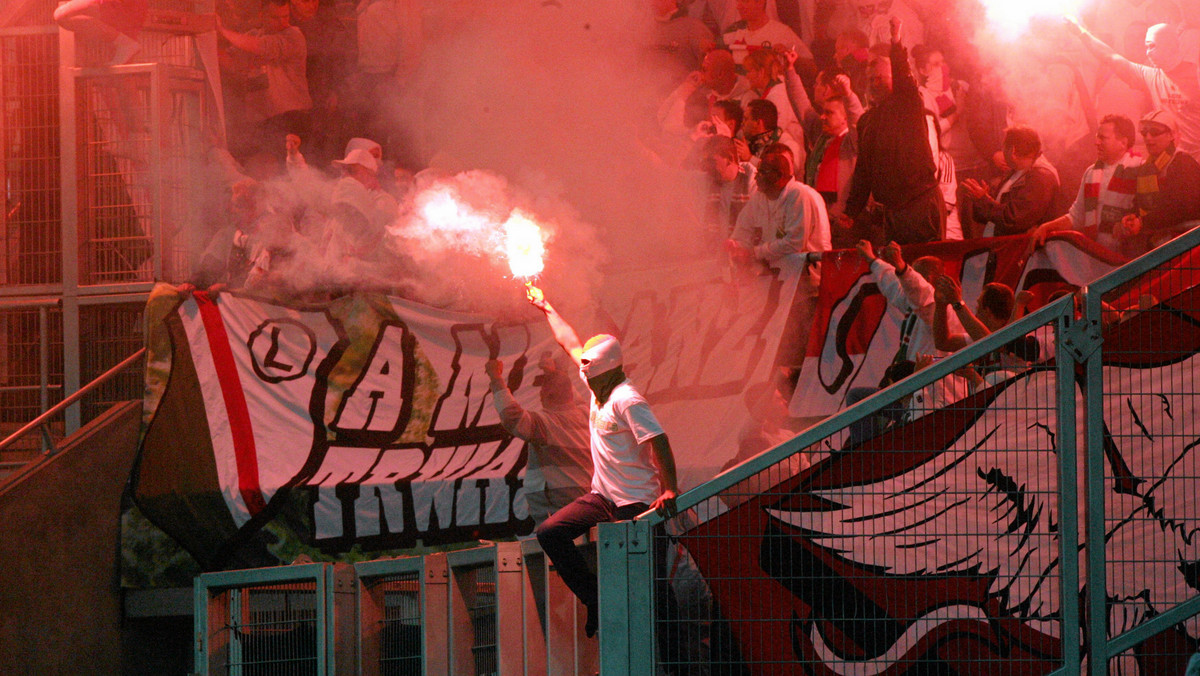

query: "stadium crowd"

left=80, top=0, right=1198, bottom=408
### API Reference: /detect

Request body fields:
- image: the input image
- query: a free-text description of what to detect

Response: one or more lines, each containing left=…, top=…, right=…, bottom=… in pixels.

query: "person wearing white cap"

left=524, top=284, right=679, bottom=639
left=1114, top=109, right=1200, bottom=255
left=326, top=147, right=398, bottom=261
left=344, top=137, right=383, bottom=161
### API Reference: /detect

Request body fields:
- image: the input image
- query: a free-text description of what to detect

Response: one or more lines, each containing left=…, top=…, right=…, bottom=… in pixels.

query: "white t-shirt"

left=587, top=380, right=665, bottom=507
left=1132, top=63, right=1200, bottom=160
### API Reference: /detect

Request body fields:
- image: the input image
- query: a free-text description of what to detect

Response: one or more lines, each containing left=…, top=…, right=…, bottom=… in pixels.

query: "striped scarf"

left=1131, top=145, right=1178, bottom=216
left=1080, top=154, right=1142, bottom=234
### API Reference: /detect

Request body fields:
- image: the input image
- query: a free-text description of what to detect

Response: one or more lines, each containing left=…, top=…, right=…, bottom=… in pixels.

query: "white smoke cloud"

left=204, top=0, right=707, bottom=328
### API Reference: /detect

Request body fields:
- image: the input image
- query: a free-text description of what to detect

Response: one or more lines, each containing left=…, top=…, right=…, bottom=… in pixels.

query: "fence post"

left=495, top=540, right=527, bottom=676
left=423, top=553, right=450, bottom=676
left=1079, top=288, right=1108, bottom=676
left=1056, top=306, right=1083, bottom=673
left=599, top=518, right=656, bottom=675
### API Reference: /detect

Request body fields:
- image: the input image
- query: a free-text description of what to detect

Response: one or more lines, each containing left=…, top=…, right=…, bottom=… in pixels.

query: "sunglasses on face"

left=1140, top=126, right=1171, bottom=138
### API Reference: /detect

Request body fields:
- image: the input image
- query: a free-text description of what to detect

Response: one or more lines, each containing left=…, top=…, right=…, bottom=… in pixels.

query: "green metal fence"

left=194, top=563, right=339, bottom=675
left=602, top=227, right=1200, bottom=675
left=1082, top=229, right=1200, bottom=675
left=355, top=554, right=448, bottom=676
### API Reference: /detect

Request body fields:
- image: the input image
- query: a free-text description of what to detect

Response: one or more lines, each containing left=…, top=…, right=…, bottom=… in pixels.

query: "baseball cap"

left=333, top=148, right=380, bottom=173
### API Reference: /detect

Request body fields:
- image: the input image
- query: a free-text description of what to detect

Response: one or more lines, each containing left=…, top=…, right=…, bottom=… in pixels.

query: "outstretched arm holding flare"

left=526, top=284, right=584, bottom=365
left=523, top=283, right=681, bottom=516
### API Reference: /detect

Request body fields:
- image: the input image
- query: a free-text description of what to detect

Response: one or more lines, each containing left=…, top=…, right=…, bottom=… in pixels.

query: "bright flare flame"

left=503, top=211, right=546, bottom=279
left=411, top=187, right=547, bottom=279
left=978, top=0, right=1087, bottom=40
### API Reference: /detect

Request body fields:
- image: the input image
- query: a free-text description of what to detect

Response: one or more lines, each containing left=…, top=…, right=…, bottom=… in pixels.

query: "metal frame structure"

left=210, top=538, right=599, bottom=676
left=443, top=541, right=536, bottom=676
left=601, top=295, right=1082, bottom=675
left=522, top=536, right=599, bottom=676
left=0, top=9, right=215, bottom=445
left=0, top=293, right=144, bottom=470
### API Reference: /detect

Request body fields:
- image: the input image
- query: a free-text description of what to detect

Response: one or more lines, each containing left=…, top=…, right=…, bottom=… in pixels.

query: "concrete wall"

left=0, top=401, right=141, bottom=674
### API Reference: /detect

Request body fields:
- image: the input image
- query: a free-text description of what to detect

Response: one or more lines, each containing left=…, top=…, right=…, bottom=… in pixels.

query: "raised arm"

left=485, top=359, right=551, bottom=443
left=936, top=275, right=992, bottom=342
left=1064, top=16, right=1144, bottom=92
left=782, top=52, right=816, bottom=123
left=889, top=19, right=919, bottom=101
left=858, top=240, right=907, bottom=308
left=875, top=241, right=934, bottom=313
left=526, top=285, right=584, bottom=365
left=840, top=75, right=866, bottom=126
left=932, top=275, right=971, bottom=351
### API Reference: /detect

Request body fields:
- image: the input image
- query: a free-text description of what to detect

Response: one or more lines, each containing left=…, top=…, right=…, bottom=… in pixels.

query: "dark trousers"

left=535, top=491, right=647, bottom=610
left=881, top=187, right=946, bottom=245
left=857, top=187, right=946, bottom=245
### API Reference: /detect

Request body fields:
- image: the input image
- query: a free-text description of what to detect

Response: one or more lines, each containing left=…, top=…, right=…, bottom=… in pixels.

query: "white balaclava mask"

left=579, top=335, right=622, bottom=379
left=1146, top=24, right=1182, bottom=72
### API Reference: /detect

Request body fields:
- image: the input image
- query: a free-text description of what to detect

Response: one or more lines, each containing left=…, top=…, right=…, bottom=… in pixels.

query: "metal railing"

left=0, top=346, right=144, bottom=471
left=600, top=226, right=1200, bottom=675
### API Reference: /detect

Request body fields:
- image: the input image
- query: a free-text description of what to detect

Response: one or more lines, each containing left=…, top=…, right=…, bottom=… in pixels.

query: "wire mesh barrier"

left=1083, top=227, right=1200, bottom=675
left=0, top=298, right=149, bottom=475
left=79, top=301, right=144, bottom=420
left=75, top=2, right=214, bottom=70
left=0, top=11, right=218, bottom=457
left=632, top=303, right=1075, bottom=676
left=74, top=65, right=210, bottom=286
left=198, top=541, right=603, bottom=675
left=356, top=555, right=447, bottom=676
left=0, top=28, right=62, bottom=287
left=466, top=566, right=498, bottom=675
left=195, top=563, right=343, bottom=676
left=0, top=301, right=63, bottom=464
left=76, top=69, right=157, bottom=286
left=445, top=544, right=510, bottom=676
